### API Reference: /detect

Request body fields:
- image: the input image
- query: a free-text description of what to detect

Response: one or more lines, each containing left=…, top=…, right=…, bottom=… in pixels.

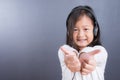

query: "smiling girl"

left=58, top=5, right=108, bottom=80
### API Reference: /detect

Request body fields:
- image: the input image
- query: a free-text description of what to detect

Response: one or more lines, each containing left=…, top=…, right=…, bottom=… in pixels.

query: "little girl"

left=58, top=5, right=108, bottom=80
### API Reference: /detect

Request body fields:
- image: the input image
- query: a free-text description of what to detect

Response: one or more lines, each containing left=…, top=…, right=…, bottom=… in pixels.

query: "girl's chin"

left=76, top=44, right=87, bottom=48
left=76, top=43, right=87, bottom=46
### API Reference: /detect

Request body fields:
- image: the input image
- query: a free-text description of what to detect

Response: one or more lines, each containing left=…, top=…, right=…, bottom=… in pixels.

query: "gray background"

left=0, top=0, right=120, bottom=80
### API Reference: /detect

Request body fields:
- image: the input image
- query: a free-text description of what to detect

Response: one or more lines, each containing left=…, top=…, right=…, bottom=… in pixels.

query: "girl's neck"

left=79, top=47, right=85, bottom=51
left=73, top=45, right=85, bottom=52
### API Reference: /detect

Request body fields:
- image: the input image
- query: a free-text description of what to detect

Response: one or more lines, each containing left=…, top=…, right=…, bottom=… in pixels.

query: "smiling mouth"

left=77, top=39, right=87, bottom=42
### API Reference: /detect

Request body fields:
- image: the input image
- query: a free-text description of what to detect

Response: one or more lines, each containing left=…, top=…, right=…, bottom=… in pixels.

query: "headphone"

left=94, top=21, right=99, bottom=37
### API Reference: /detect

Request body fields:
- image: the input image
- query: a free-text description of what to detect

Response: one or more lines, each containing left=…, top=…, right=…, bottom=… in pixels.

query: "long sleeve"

left=58, top=45, right=108, bottom=80
left=58, top=45, right=78, bottom=80
left=80, top=46, right=108, bottom=80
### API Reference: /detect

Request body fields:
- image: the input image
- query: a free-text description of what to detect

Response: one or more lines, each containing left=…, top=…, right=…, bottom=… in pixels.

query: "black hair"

left=66, top=5, right=101, bottom=50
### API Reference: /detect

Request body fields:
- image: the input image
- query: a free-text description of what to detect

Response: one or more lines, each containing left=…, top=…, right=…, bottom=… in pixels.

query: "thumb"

left=60, top=47, right=70, bottom=55
left=89, top=49, right=100, bottom=56
left=60, top=47, right=75, bottom=55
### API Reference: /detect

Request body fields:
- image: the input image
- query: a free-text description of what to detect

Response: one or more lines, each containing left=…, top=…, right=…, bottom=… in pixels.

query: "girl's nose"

left=78, top=30, right=85, bottom=37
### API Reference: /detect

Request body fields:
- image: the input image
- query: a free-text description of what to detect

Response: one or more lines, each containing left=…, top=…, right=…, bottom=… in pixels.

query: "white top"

left=58, top=44, right=108, bottom=80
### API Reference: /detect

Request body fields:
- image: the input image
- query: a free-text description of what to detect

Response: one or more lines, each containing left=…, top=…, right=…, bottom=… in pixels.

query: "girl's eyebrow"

left=74, top=27, right=78, bottom=28
left=83, top=25, right=92, bottom=28
left=83, top=25, right=89, bottom=27
left=74, top=26, right=78, bottom=28
left=74, top=25, right=93, bottom=28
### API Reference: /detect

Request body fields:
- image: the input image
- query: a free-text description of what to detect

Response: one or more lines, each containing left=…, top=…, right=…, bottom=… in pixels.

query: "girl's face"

left=73, top=15, right=94, bottom=50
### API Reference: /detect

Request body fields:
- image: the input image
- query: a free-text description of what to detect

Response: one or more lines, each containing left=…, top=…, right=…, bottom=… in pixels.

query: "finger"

left=61, top=47, right=76, bottom=55
left=67, top=64, right=81, bottom=72
left=80, top=64, right=89, bottom=75
left=82, top=62, right=95, bottom=71
left=65, top=55, right=75, bottom=61
left=87, top=60, right=96, bottom=66
left=65, top=55, right=80, bottom=64
left=89, top=49, right=100, bottom=56
left=60, top=47, right=70, bottom=55
left=81, top=72, right=88, bottom=75
left=81, top=68, right=90, bottom=74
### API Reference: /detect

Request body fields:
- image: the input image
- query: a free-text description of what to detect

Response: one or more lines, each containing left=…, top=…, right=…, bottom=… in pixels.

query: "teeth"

left=80, top=40, right=85, bottom=41
left=77, top=39, right=86, bottom=41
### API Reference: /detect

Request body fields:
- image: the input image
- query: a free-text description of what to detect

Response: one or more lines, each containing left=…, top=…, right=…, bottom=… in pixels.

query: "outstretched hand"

left=79, top=50, right=100, bottom=75
left=61, top=47, right=81, bottom=72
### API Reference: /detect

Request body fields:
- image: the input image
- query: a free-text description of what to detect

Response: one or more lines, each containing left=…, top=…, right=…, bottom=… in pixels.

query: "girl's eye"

left=84, top=28, right=89, bottom=31
left=73, top=28, right=78, bottom=31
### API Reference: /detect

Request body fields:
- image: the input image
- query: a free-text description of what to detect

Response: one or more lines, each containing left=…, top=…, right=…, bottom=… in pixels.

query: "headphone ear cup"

left=94, top=26, right=98, bottom=37
left=93, top=21, right=99, bottom=37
